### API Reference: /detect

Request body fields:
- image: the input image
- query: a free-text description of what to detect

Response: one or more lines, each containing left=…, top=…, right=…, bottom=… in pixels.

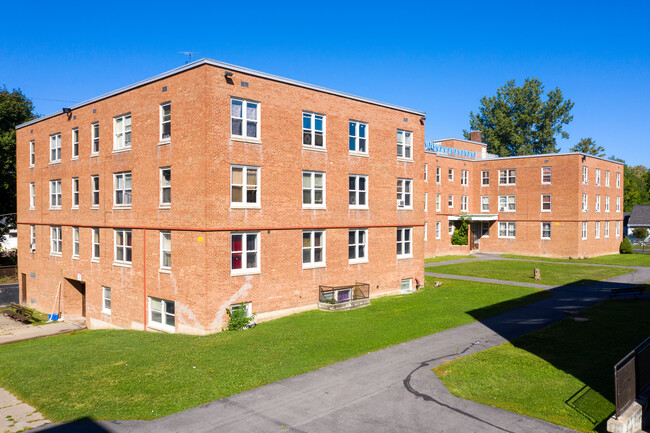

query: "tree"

left=623, top=164, right=650, bottom=211
left=0, top=86, right=36, bottom=242
left=632, top=227, right=649, bottom=240
left=463, top=78, right=574, bottom=157
left=570, top=138, right=605, bottom=157
left=619, top=236, right=634, bottom=254
left=451, top=216, right=469, bottom=246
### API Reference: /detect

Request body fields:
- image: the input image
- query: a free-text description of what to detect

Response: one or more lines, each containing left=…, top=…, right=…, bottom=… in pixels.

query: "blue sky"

left=2, top=0, right=649, bottom=166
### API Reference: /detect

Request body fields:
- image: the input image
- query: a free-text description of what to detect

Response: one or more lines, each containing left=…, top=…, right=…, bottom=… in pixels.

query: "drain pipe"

left=143, top=228, right=147, bottom=329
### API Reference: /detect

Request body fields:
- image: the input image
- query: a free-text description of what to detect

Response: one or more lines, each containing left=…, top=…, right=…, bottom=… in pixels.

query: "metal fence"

left=319, top=283, right=370, bottom=304
left=614, top=337, right=650, bottom=418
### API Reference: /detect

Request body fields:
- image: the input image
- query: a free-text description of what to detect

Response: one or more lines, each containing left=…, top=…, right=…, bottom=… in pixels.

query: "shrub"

left=632, top=227, right=649, bottom=240
left=620, top=236, right=634, bottom=254
left=451, top=216, right=469, bottom=246
left=225, top=305, right=256, bottom=331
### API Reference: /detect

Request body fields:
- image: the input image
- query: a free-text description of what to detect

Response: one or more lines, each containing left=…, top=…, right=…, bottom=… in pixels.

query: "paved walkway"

left=0, top=315, right=86, bottom=346
left=0, top=388, right=49, bottom=432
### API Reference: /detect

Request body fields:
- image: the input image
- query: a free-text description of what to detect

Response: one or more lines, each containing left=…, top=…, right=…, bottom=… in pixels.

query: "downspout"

left=143, top=228, right=147, bottom=329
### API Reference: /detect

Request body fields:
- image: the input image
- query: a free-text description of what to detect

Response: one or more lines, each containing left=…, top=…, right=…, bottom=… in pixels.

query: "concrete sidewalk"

left=0, top=388, right=49, bottom=432
left=0, top=315, right=86, bottom=346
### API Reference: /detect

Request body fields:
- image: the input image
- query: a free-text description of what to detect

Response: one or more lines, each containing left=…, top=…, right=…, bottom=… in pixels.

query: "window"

left=149, top=297, right=174, bottom=329
left=114, top=172, right=132, bottom=207
left=114, top=229, right=132, bottom=265
left=461, top=195, right=468, bottom=212
left=102, top=287, right=111, bottom=314
left=498, top=195, right=516, bottom=212
left=50, top=226, right=62, bottom=255
left=160, top=167, right=171, bottom=206
left=436, top=167, right=441, bottom=183
left=435, top=222, right=441, bottom=239
left=396, top=130, right=412, bottom=159
left=424, top=192, right=428, bottom=212
left=596, top=169, right=601, bottom=186
left=50, top=133, right=61, bottom=162
left=113, top=114, right=131, bottom=150
left=499, top=169, right=516, bottom=185
left=605, top=196, right=610, bottom=212
left=348, top=229, right=367, bottom=263
left=542, top=167, right=551, bottom=184
left=481, top=196, right=490, bottom=212
left=595, top=221, right=601, bottom=239
left=596, top=195, right=601, bottom=212
left=50, top=180, right=61, bottom=209
left=605, top=170, right=610, bottom=187
left=349, top=175, right=367, bottom=209
left=396, top=178, right=412, bottom=209
left=303, top=112, right=325, bottom=148
left=303, top=230, right=325, bottom=268
left=160, top=102, right=171, bottom=141
left=605, top=221, right=610, bottom=238
left=498, top=222, right=516, bottom=239
left=436, top=194, right=441, bottom=212
left=541, top=222, right=551, bottom=240
left=349, top=120, right=367, bottom=153
left=231, top=165, right=259, bottom=207
left=481, top=222, right=490, bottom=238
left=448, top=168, right=454, bottom=182
left=616, top=221, right=621, bottom=238
left=448, top=195, right=454, bottom=208
left=91, top=122, right=99, bottom=155
left=160, top=231, right=171, bottom=270
left=231, top=232, right=260, bottom=274
left=29, top=140, right=35, bottom=166
left=400, top=278, right=413, bottom=294
left=396, top=227, right=412, bottom=258
left=481, top=170, right=490, bottom=186
left=541, top=194, right=551, bottom=212
left=231, top=98, right=259, bottom=140
left=29, top=183, right=35, bottom=209
left=582, top=222, right=588, bottom=240
left=72, top=178, right=79, bottom=208
left=230, top=302, right=253, bottom=318
left=424, top=164, right=428, bottom=182
left=582, top=194, right=588, bottom=212
left=583, top=166, right=588, bottom=184
left=461, top=170, right=468, bottom=186
left=71, top=227, right=80, bottom=257
left=30, top=225, right=35, bottom=252
left=449, top=221, right=455, bottom=235
left=92, top=228, right=100, bottom=260
left=424, top=222, right=428, bottom=241
left=302, top=171, right=325, bottom=208
left=616, top=172, right=621, bottom=188
left=72, top=128, right=79, bottom=158
left=91, top=175, right=99, bottom=207
left=616, top=197, right=621, bottom=212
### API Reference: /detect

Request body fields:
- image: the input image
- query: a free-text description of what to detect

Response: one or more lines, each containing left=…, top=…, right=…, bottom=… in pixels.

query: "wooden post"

left=534, top=268, right=541, bottom=280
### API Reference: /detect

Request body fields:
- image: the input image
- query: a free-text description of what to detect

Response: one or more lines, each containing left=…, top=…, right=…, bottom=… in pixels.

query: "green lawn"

left=0, top=277, right=551, bottom=422
left=425, top=255, right=477, bottom=264
left=432, top=260, right=632, bottom=286
left=434, top=300, right=650, bottom=432
left=502, top=253, right=650, bottom=267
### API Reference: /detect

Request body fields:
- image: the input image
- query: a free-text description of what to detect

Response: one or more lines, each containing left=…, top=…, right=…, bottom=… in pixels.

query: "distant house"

left=627, top=205, right=650, bottom=241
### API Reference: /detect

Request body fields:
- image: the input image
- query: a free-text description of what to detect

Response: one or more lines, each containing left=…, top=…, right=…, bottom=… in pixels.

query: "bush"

left=224, top=305, right=256, bottom=331
left=632, top=227, right=649, bottom=240
left=620, top=236, right=634, bottom=254
left=451, top=216, right=469, bottom=246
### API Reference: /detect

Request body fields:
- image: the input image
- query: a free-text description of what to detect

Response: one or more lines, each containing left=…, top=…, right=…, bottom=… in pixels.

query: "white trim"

left=302, top=230, right=326, bottom=269
left=159, top=102, right=171, bottom=143
left=71, top=127, right=79, bottom=159
left=397, top=178, right=413, bottom=210
left=348, top=229, right=368, bottom=264
left=113, top=171, right=132, bottom=208
left=541, top=222, right=551, bottom=240
left=148, top=296, right=175, bottom=332
left=231, top=97, right=260, bottom=141
left=160, top=231, right=171, bottom=271
left=498, top=169, right=516, bottom=186
left=541, top=194, right=551, bottom=212
left=396, top=227, right=413, bottom=259
left=102, top=286, right=112, bottom=315
left=71, top=177, right=79, bottom=209
left=498, top=221, right=516, bottom=239
left=541, top=166, right=552, bottom=184
left=230, top=232, right=261, bottom=276
left=302, top=111, right=326, bottom=149
left=302, top=171, right=326, bottom=209
left=160, top=167, right=171, bottom=207
left=349, top=120, right=368, bottom=154
left=113, top=113, right=131, bottom=151
left=349, top=174, right=368, bottom=210
left=91, top=122, right=100, bottom=155
left=396, top=129, right=413, bottom=160
left=114, top=229, right=132, bottom=265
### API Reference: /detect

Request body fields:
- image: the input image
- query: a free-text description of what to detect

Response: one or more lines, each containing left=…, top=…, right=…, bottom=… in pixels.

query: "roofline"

left=433, top=138, right=487, bottom=147
left=16, top=58, right=425, bottom=130
left=476, top=151, right=625, bottom=166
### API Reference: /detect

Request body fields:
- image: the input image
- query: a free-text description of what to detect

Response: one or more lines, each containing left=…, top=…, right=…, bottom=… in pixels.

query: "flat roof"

left=476, top=151, right=625, bottom=166
left=433, top=138, right=487, bottom=147
left=17, top=58, right=425, bottom=130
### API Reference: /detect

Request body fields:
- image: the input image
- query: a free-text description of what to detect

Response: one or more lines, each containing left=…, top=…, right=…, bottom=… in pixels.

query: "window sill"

left=72, top=255, right=79, bottom=260
left=101, top=309, right=111, bottom=316
left=49, top=207, right=61, bottom=211
left=91, top=259, right=100, bottom=264
left=541, top=210, right=551, bottom=213
left=91, top=205, right=99, bottom=210
left=303, top=205, right=327, bottom=210
left=231, top=204, right=261, bottom=210
left=231, top=269, right=261, bottom=277
left=49, top=161, right=61, bottom=165
left=90, top=153, right=99, bottom=158
left=481, top=210, right=490, bottom=213
left=50, top=252, right=62, bottom=257
left=112, top=206, right=132, bottom=210
left=349, top=259, right=369, bottom=265
left=72, top=206, right=79, bottom=210
left=542, top=182, right=551, bottom=186
left=29, top=165, right=34, bottom=169
left=112, top=148, right=131, bottom=154
left=231, top=136, right=261, bottom=145
left=498, top=237, right=516, bottom=240
left=303, top=263, right=326, bottom=270
left=541, top=237, right=551, bottom=241
left=29, top=207, right=35, bottom=211
left=436, top=237, right=442, bottom=240
left=349, top=206, right=369, bottom=211
left=349, top=151, right=369, bottom=158
left=159, top=268, right=171, bottom=274
left=158, top=140, right=171, bottom=146
left=159, top=205, right=171, bottom=210
left=397, top=255, right=413, bottom=260
left=397, top=158, right=413, bottom=163
left=113, top=262, right=132, bottom=268
left=71, top=157, right=79, bottom=161
left=302, top=146, right=327, bottom=153
left=397, top=207, right=414, bottom=211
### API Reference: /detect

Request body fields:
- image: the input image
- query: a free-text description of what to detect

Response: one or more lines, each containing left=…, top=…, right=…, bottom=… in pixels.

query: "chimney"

left=470, top=130, right=482, bottom=143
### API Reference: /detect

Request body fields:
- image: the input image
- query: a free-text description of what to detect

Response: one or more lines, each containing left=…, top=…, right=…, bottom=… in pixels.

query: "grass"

left=0, top=277, right=552, bottom=422
left=502, top=253, right=650, bottom=267
left=425, top=255, right=477, bottom=264
left=432, top=260, right=632, bottom=286
left=434, top=300, right=650, bottom=432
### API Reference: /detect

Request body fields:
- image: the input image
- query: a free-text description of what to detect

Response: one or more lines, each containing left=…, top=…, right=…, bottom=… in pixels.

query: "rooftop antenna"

left=179, top=52, right=199, bottom=64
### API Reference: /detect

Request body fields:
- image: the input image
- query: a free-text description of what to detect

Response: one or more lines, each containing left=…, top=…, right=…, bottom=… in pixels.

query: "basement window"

left=149, top=297, right=175, bottom=330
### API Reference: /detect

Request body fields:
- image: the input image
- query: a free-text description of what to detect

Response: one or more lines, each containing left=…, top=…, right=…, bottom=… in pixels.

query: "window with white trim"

left=72, top=128, right=79, bottom=159
left=29, top=183, right=35, bottom=209
left=160, top=167, right=171, bottom=206
left=596, top=169, right=601, bottom=186
left=396, top=130, right=412, bottom=159
left=436, top=167, right=441, bottom=184
left=303, top=230, right=325, bottom=268
left=396, top=227, right=412, bottom=258
left=400, top=278, right=413, bottom=294
left=50, top=180, right=61, bottom=209
left=616, top=221, right=620, bottom=238
left=481, top=196, right=489, bottom=212
left=91, top=122, right=99, bottom=155
left=436, top=194, right=441, bottom=212
left=498, top=195, right=516, bottom=212
left=605, top=221, right=610, bottom=238
left=582, top=222, right=588, bottom=240
left=616, top=172, right=621, bottom=188
left=114, top=172, right=132, bottom=207
left=449, top=221, right=455, bottom=235
left=303, top=112, right=325, bottom=148
left=30, top=225, right=36, bottom=252
left=498, top=222, right=516, bottom=239
left=397, top=178, right=412, bottom=209
left=461, top=170, right=468, bottom=186
left=114, top=229, right=132, bottom=265
left=435, top=221, right=441, bottom=239
left=595, top=221, right=600, bottom=239
left=605, top=170, right=610, bottom=187
left=231, top=165, right=259, bottom=207
left=230, top=302, right=253, bottom=319
left=481, top=170, right=489, bottom=186
left=29, top=140, right=35, bottom=166
left=113, top=114, right=131, bottom=150
left=160, top=102, right=171, bottom=141
left=102, top=287, right=111, bottom=314
left=72, top=178, right=79, bottom=208
left=448, top=168, right=454, bottom=182
left=91, top=175, right=99, bottom=207
left=541, top=194, right=551, bottom=212
left=50, top=133, right=61, bottom=162
left=481, top=221, right=490, bottom=238
left=582, top=194, right=588, bottom=212
left=499, top=169, right=516, bottom=185
left=160, top=231, right=171, bottom=270
left=72, top=227, right=79, bottom=257
left=582, top=166, right=588, bottom=184
left=231, top=232, right=260, bottom=274
left=349, top=120, right=367, bottom=153
left=149, top=297, right=174, bottom=329
left=349, top=175, right=367, bottom=208
left=348, top=229, right=367, bottom=263
left=461, top=195, right=468, bottom=212
left=542, top=166, right=552, bottom=184
left=541, top=222, right=551, bottom=240
left=596, top=195, right=601, bottom=212
left=50, top=226, right=62, bottom=255
left=616, top=197, right=621, bottom=212
left=231, top=98, right=259, bottom=140
left=448, top=195, right=454, bottom=209
left=92, top=228, right=100, bottom=260
left=302, top=171, right=325, bottom=208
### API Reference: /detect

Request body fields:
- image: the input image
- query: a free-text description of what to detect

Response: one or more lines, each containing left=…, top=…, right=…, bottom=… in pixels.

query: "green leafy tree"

left=624, top=164, right=650, bottom=211
left=570, top=138, right=605, bottom=157
left=619, top=236, right=634, bottom=254
left=463, top=78, right=574, bottom=157
left=451, top=216, right=469, bottom=246
left=0, top=86, right=36, bottom=242
left=632, top=227, right=649, bottom=240
left=224, top=305, right=256, bottom=331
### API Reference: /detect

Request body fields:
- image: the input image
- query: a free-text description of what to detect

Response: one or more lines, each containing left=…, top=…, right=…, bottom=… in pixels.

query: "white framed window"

left=461, top=170, right=468, bottom=186
left=303, top=230, right=325, bottom=268
left=50, top=226, right=62, bottom=255
left=230, top=302, right=253, bottom=318
left=91, top=175, right=99, bottom=207
left=596, top=169, right=601, bottom=186
left=348, top=229, right=368, bottom=264
left=72, top=227, right=80, bottom=257
left=448, top=195, right=454, bottom=209
left=50, top=133, right=61, bottom=163
left=582, top=222, right=588, bottom=240
left=114, top=229, right=132, bottom=265
left=149, top=297, right=174, bottom=330
left=29, top=183, right=35, bottom=209
left=498, top=195, right=516, bottom=212
left=541, top=222, right=551, bottom=240
left=582, top=166, right=588, bottom=184
left=71, top=128, right=79, bottom=159
left=102, top=287, right=111, bottom=314
left=160, top=102, right=171, bottom=142
left=448, top=168, right=454, bottom=182
left=50, top=179, right=61, bottom=209
left=596, top=195, right=601, bottom=212
left=435, top=221, right=441, bottom=239
left=396, top=227, right=412, bottom=258
left=436, top=194, right=441, bottom=212
left=481, top=221, right=490, bottom=238
left=582, top=194, right=588, bottom=212
left=595, top=221, right=601, bottom=239
left=231, top=165, right=259, bottom=208
left=481, top=196, right=490, bottom=212
left=605, top=170, right=610, bottom=187
left=397, top=178, right=412, bottom=209
left=461, top=195, right=468, bottom=212
left=616, top=172, right=621, bottom=188
left=160, top=231, right=171, bottom=270
left=349, top=175, right=368, bottom=209
left=72, top=178, right=79, bottom=208
left=605, top=221, right=610, bottom=238
left=541, top=166, right=552, bottom=184
left=424, top=192, right=428, bottom=212
left=616, top=197, right=621, bottom=212
left=605, top=196, right=610, bottom=212
left=114, top=172, right=132, bottom=207
left=436, top=166, right=441, bottom=184
left=424, top=164, right=428, bottom=182
left=113, top=114, right=131, bottom=150
left=498, top=222, right=516, bottom=239
left=616, top=221, right=621, bottom=238
left=449, top=221, right=455, bottom=235
left=29, top=140, right=35, bottom=166
left=499, top=169, right=516, bottom=185
left=303, top=112, right=325, bottom=148
left=91, top=122, right=99, bottom=155
left=231, top=232, right=260, bottom=275
left=231, top=98, right=259, bottom=140
left=92, top=228, right=100, bottom=261
left=30, top=225, right=36, bottom=252
left=424, top=222, right=428, bottom=241
left=349, top=120, right=367, bottom=154
left=541, top=194, right=551, bottom=212
left=396, top=129, right=412, bottom=159
left=400, top=278, right=413, bottom=294
left=302, top=171, right=325, bottom=209
left=481, top=170, right=490, bottom=186
left=160, top=167, right=171, bottom=207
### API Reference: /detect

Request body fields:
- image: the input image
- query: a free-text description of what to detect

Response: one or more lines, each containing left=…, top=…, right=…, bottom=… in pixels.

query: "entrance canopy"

left=447, top=214, right=498, bottom=221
